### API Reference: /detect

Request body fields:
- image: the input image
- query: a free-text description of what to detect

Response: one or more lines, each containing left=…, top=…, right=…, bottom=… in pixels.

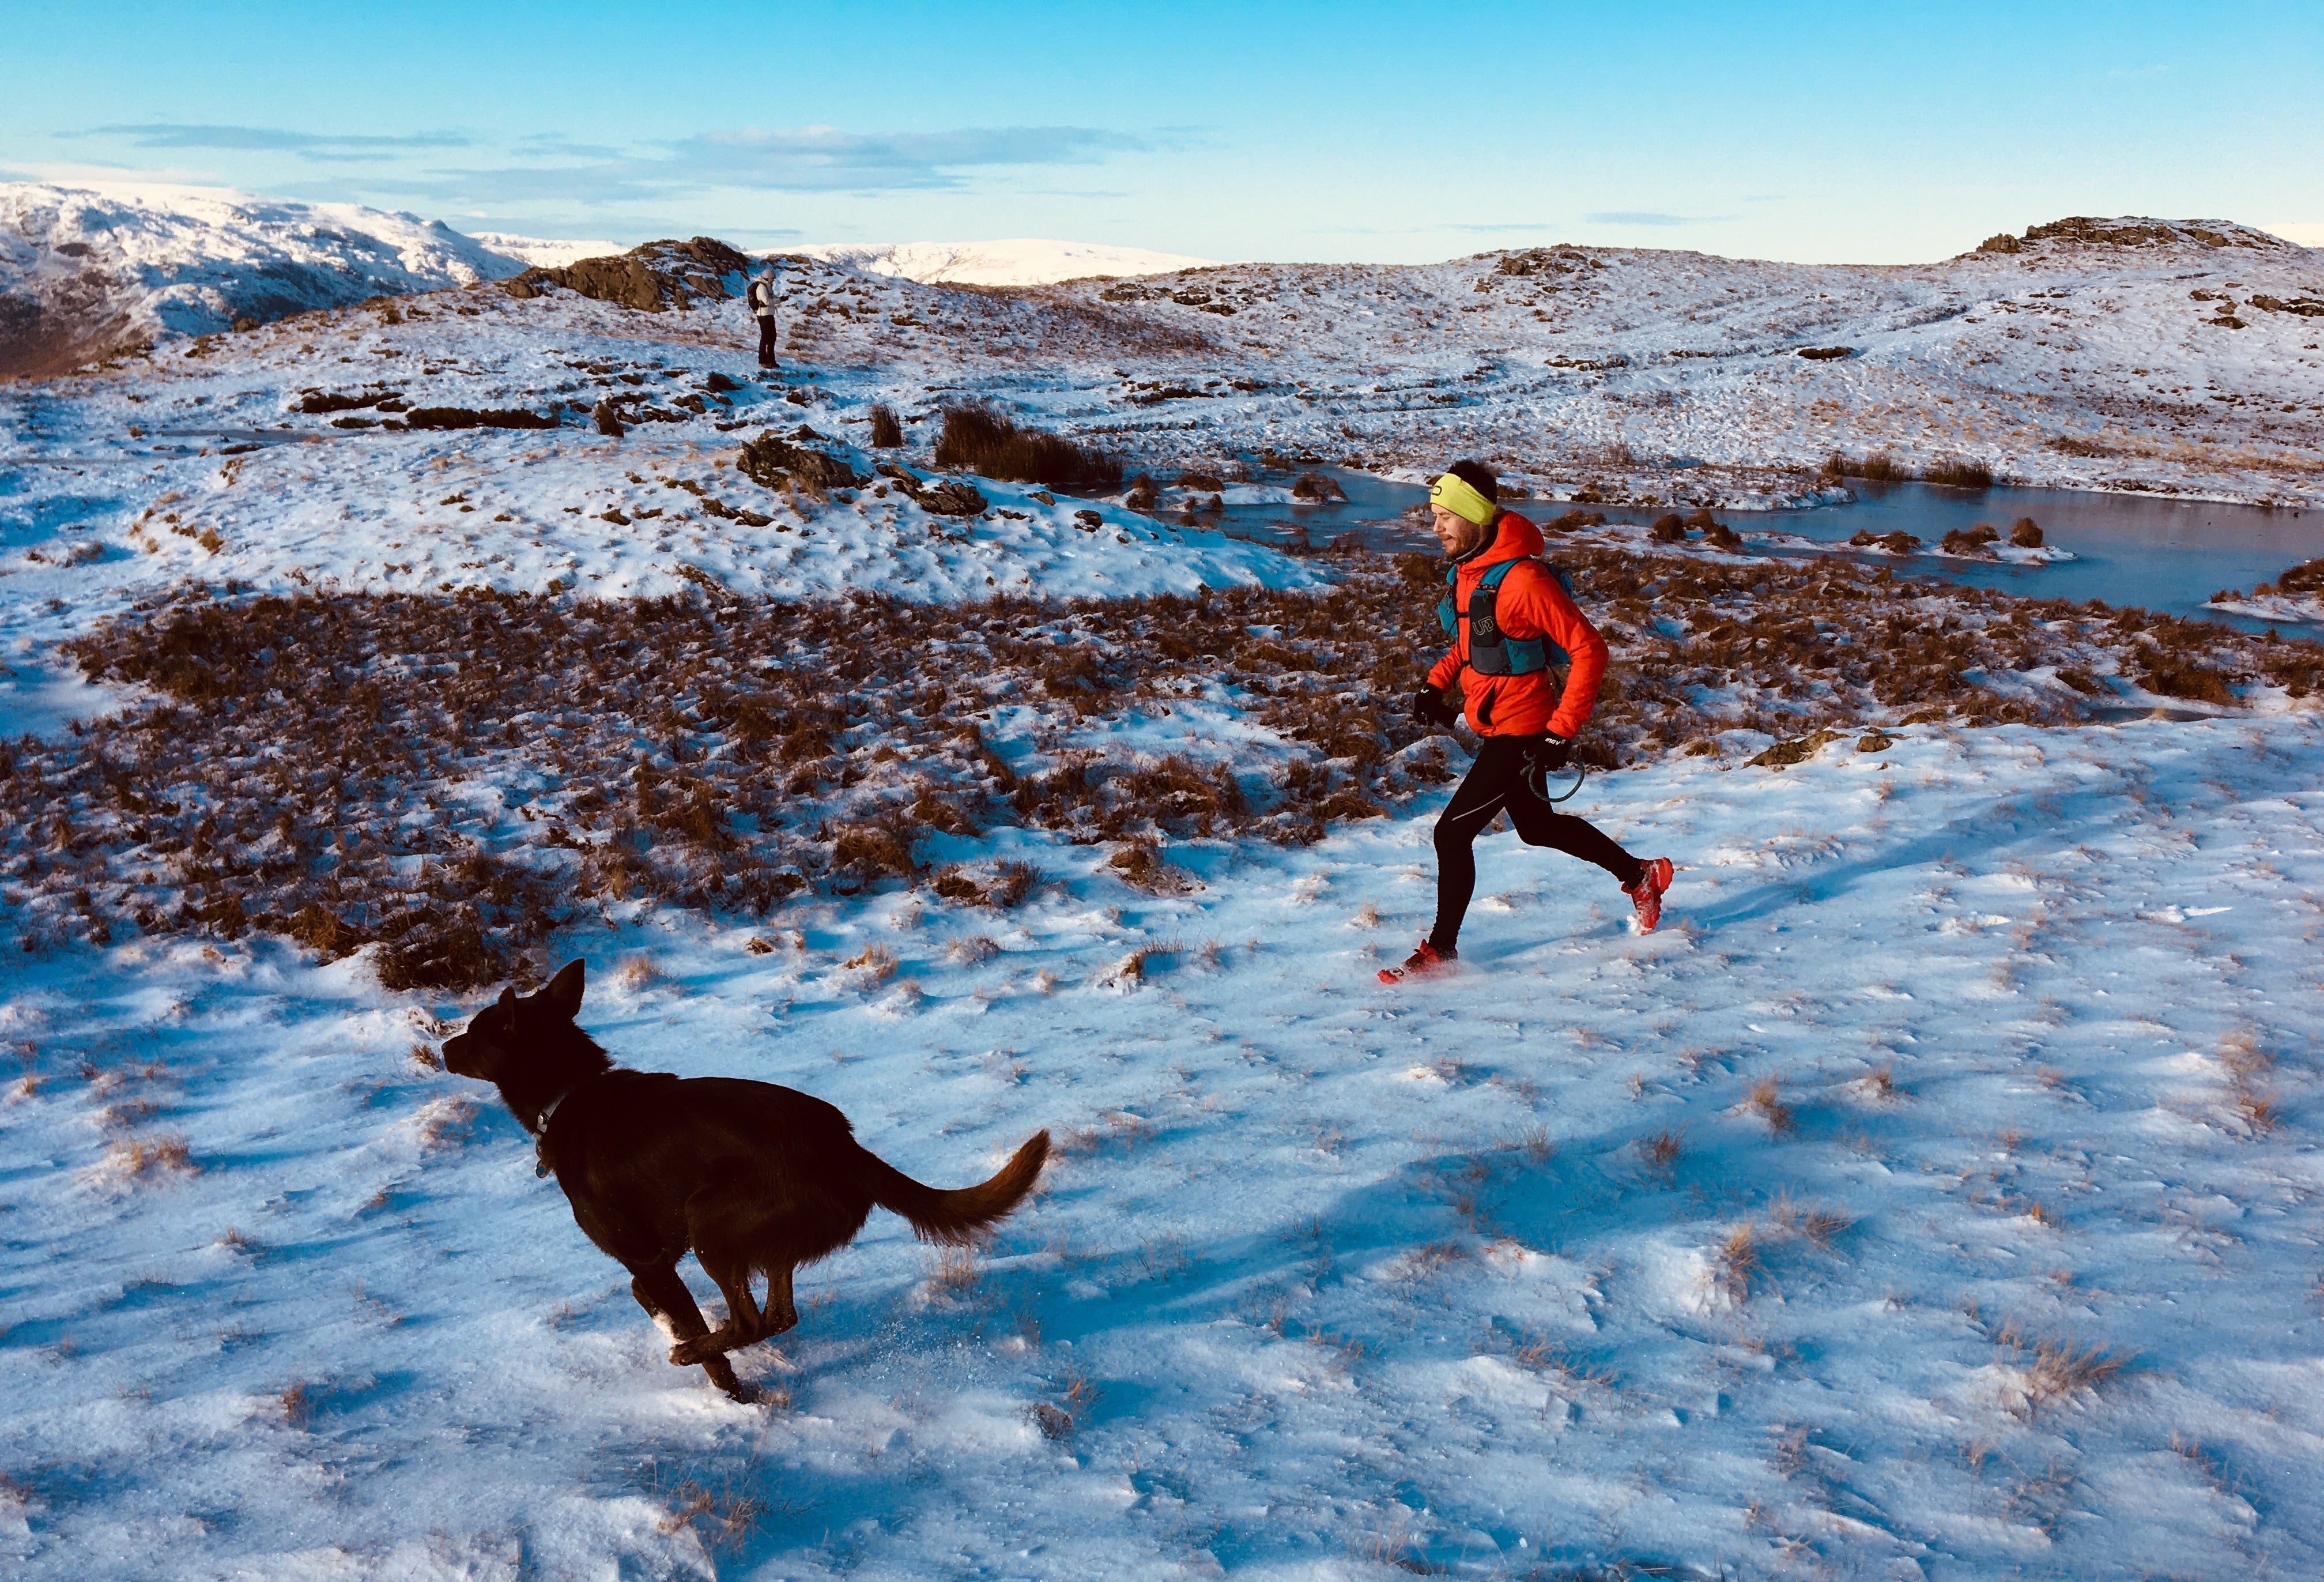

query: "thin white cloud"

left=80, top=123, right=471, bottom=153
left=1584, top=211, right=1731, bottom=227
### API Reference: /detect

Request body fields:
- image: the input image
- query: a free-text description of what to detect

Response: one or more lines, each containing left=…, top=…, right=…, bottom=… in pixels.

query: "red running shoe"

left=1624, top=857, right=1674, bottom=933
left=1378, top=940, right=1456, bottom=984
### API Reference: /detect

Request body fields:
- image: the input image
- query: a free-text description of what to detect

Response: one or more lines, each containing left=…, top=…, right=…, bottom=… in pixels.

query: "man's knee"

left=1434, top=809, right=1489, bottom=857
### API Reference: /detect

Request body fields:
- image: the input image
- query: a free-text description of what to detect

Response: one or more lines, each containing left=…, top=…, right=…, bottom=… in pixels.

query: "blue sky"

left=7, top=0, right=2319, bottom=263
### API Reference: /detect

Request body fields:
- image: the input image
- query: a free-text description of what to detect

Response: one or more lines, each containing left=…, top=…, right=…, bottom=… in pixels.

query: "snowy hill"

left=0, top=182, right=525, bottom=377
left=795, top=237, right=1217, bottom=286
left=464, top=231, right=627, bottom=270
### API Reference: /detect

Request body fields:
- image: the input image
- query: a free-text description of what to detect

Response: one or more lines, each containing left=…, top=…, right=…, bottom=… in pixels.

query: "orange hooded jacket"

left=1425, top=510, right=1607, bottom=740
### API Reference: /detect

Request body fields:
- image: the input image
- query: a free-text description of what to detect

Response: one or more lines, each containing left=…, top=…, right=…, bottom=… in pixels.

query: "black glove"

left=1520, top=733, right=1573, bottom=801
left=1410, top=687, right=1458, bottom=729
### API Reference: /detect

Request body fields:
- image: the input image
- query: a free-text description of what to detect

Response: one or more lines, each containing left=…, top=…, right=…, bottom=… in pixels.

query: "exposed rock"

left=738, top=434, right=867, bottom=496
left=918, top=479, right=990, bottom=517
left=1747, top=729, right=1847, bottom=769
left=500, top=236, right=753, bottom=313
left=296, top=390, right=400, bottom=415
left=401, top=406, right=559, bottom=431
left=1291, top=470, right=1347, bottom=502
left=1796, top=345, right=1853, bottom=360
left=2019, top=216, right=2288, bottom=250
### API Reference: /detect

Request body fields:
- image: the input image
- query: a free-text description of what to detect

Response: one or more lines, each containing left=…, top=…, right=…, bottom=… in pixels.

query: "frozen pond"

left=1199, top=473, right=2324, bottom=632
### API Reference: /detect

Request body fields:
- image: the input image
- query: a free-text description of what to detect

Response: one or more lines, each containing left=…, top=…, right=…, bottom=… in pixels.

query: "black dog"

left=443, top=959, right=1049, bottom=1399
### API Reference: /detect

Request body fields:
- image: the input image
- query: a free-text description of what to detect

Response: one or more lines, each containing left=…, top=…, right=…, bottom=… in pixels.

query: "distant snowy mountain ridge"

left=793, top=238, right=1216, bottom=287
left=466, top=231, right=628, bottom=270
left=0, top=181, right=525, bottom=377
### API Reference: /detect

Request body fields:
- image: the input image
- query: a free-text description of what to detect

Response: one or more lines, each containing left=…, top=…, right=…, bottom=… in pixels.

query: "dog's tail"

left=862, top=1130, right=1050, bottom=1245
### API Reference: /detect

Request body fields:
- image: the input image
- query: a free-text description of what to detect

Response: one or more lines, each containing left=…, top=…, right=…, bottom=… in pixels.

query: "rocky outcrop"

left=501, top=237, right=753, bottom=312
left=2012, top=217, right=2291, bottom=251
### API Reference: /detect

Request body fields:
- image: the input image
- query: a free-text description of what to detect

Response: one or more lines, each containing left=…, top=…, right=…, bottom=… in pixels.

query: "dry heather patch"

left=1994, top=1318, right=2129, bottom=1413
left=1638, top=1127, right=1685, bottom=1171
left=6, top=551, right=2313, bottom=986
left=1744, top=1076, right=1797, bottom=1134
left=90, top=1133, right=197, bottom=1184
left=1713, top=1224, right=1763, bottom=1303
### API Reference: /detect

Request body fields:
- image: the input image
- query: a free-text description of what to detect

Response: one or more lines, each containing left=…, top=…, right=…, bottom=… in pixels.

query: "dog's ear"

left=544, top=959, right=586, bottom=1019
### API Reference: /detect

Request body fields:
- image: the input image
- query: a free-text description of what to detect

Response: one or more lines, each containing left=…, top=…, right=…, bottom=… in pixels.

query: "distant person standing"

left=748, top=262, right=779, bottom=370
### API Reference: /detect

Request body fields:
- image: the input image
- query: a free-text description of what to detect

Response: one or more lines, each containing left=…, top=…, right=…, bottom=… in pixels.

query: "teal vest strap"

left=1437, top=558, right=1572, bottom=676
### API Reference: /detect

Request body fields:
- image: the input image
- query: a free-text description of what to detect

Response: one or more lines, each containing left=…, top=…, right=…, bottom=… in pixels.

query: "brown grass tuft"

left=1997, top=1319, right=2128, bottom=1409
left=1714, top=1224, right=1762, bottom=1302
left=98, top=1134, right=197, bottom=1182
left=934, top=402, right=1120, bottom=488
left=843, top=943, right=897, bottom=983
left=1745, top=1077, right=1796, bottom=1133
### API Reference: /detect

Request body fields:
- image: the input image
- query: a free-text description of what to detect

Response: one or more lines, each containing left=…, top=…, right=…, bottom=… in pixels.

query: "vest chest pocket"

left=1447, top=558, right=1571, bottom=677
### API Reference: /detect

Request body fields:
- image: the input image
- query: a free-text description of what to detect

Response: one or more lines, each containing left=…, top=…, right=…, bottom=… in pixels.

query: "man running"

left=748, top=262, right=780, bottom=370
left=1383, top=460, right=1673, bottom=982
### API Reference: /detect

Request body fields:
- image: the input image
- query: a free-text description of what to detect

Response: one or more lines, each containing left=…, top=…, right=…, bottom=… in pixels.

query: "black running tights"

left=1430, top=734, right=1644, bottom=951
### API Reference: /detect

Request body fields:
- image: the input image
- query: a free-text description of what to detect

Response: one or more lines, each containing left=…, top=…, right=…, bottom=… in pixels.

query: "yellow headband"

left=1429, top=472, right=1498, bottom=526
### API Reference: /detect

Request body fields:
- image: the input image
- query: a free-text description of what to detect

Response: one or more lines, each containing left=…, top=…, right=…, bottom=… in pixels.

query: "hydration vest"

left=1439, top=557, right=1575, bottom=676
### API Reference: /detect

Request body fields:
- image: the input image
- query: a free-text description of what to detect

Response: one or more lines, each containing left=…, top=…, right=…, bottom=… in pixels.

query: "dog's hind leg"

left=630, top=1264, right=749, bottom=1400
left=678, top=1246, right=767, bottom=1365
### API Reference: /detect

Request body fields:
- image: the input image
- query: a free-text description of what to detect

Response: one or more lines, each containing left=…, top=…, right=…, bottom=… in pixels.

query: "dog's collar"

left=528, top=1086, right=578, bottom=1178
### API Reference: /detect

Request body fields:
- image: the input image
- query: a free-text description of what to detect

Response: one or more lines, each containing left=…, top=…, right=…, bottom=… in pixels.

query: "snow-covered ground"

left=0, top=182, right=525, bottom=376
left=6, top=711, right=2322, bottom=1578
left=4, top=201, right=2324, bottom=1579
left=794, top=239, right=1217, bottom=287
